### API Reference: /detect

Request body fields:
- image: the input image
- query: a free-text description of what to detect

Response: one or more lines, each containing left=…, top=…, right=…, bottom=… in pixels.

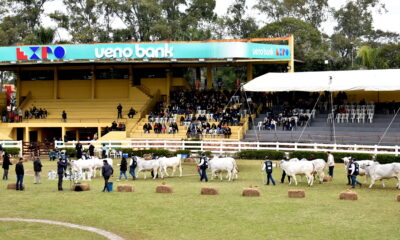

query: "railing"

left=54, top=140, right=400, bottom=156
left=1, top=141, right=23, bottom=157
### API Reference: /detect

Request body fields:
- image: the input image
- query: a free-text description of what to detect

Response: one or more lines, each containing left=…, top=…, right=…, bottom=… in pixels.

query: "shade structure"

left=243, top=69, right=400, bottom=92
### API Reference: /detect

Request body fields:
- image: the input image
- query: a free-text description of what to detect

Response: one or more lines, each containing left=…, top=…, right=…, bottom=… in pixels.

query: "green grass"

left=0, top=159, right=399, bottom=240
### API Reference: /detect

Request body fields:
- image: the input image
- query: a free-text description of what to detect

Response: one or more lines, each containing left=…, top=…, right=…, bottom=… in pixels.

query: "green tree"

left=224, top=0, right=258, bottom=38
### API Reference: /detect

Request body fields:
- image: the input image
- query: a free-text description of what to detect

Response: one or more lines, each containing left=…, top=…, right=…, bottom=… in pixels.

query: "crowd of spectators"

left=24, top=106, right=48, bottom=119
left=103, top=121, right=126, bottom=135
left=143, top=122, right=179, bottom=134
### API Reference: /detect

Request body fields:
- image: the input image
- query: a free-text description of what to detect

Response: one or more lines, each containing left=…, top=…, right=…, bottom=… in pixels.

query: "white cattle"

left=309, top=159, right=326, bottom=183
left=92, top=158, right=113, bottom=177
left=342, top=157, right=375, bottom=182
left=280, top=160, right=314, bottom=186
left=136, top=157, right=163, bottom=179
left=48, top=170, right=57, bottom=180
left=364, top=162, right=400, bottom=189
left=208, top=157, right=238, bottom=181
left=159, top=155, right=183, bottom=177
left=70, top=159, right=95, bottom=180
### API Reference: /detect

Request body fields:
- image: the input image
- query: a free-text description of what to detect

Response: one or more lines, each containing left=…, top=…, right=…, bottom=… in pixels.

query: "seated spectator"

left=128, top=108, right=136, bottom=118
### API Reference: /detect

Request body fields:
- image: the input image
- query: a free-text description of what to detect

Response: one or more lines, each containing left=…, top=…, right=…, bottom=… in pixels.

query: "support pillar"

left=128, top=65, right=133, bottom=99
left=54, top=66, right=58, bottom=99
left=247, top=63, right=253, bottom=82
left=288, top=34, right=295, bottom=72
left=91, top=65, right=96, bottom=99
left=24, top=127, right=30, bottom=142
left=62, top=127, right=66, bottom=141
left=206, top=64, right=213, bottom=89
left=75, top=129, right=80, bottom=141
left=98, top=126, right=102, bottom=139
left=166, top=69, right=172, bottom=104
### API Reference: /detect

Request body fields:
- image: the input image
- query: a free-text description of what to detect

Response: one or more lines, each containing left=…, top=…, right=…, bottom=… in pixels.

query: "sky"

left=43, top=0, right=400, bottom=41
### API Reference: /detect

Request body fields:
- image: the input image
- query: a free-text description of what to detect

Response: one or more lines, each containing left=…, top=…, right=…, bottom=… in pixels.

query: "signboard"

left=0, top=42, right=290, bottom=62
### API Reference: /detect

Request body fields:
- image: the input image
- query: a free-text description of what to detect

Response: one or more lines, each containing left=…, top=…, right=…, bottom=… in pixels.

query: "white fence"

left=1, top=141, right=23, bottom=157
left=54, top=140, right=400, bottom=156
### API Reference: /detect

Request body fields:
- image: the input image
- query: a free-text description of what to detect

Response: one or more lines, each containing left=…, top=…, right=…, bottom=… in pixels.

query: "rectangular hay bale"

left=396, top=194, right=400, bottom=202
left=156, top=184, right=173, bottom=193
left=339, top=190, right=358, bottom=200
left=242, top=188, right=260, bottom=197
left=7, top=183, right=25, bottom=190
left=117, top=184, right=134, bottom=192
left=201, top=187, right=219, bottom=195
left=323, top=176, right=332, bottom=182
left=71, top=183, right=90, bottom=191
left=288, top=189, right=306, bottom=198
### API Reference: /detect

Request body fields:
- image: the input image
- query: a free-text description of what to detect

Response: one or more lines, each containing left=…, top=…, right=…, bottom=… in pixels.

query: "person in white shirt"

left=327, top=151, right=335, bottom=178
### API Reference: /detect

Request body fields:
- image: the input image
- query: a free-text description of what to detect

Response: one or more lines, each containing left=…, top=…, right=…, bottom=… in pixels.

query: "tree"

left=224, top=0, right=258, bottom=38
left=254, top=0, right=329, bottom=28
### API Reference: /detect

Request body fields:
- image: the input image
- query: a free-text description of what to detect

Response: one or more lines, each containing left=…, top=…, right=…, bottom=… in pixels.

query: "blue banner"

left=0, top=42, right=290, bottom=62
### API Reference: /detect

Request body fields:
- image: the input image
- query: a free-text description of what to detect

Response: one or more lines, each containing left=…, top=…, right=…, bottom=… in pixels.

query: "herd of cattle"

left=51, top=154, right=400, bottom=189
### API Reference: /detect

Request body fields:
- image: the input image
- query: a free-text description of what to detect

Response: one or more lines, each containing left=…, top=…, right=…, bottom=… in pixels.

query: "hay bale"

left=143, top=154, right=153, bottom=160
left=7, top=183, right=25, bottom=190
left=323, top=176, right=332, bottom=182
left=396, top=194, right=400, bottom=202
left=71, top=183, right=90, bottom=191
left=184, top=158, right=196, bottom=163
left=0, top=161, right=3, bottom=166
left=339, top=189, right=358, bottom=200
left=242, top=187, right=260, bottom=197
left=156, top=184, right=173, bottom=193
left=117, top=184, right=134, bottom=192
left=201, top=187, right=219, bottom=195
left=288, top=189, right=306, bottom=198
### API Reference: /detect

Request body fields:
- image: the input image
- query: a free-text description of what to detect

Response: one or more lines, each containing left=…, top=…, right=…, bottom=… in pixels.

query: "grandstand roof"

left=243, top=69, right=400, bottom=92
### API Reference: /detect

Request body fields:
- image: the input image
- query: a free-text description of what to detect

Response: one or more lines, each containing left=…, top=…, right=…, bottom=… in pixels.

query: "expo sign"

left=95, top=44, right=174, bottom=59
left=16, top=46, right=66, bottom=60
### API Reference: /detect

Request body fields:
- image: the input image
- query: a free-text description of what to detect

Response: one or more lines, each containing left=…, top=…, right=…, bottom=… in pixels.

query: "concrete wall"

left=21, top=80, right=53, bottom=99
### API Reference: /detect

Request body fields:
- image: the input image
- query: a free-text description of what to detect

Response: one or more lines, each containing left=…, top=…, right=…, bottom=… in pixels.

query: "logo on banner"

left=276, top=48, right=289, bottom=56
left=16, top=46, right=66, bottom=60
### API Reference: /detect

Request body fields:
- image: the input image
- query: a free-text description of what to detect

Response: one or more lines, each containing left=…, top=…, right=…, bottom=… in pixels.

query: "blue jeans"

left=129, top=167, right=136, bottom=178
left=200, top=168, right=208, bottom=182
left=266, top=173, right=275, bottom=185
left=16, top=174, right=24, bottom=190
left=119, top=171, right=127, bottom=180
left=351, top=175, right=361, bottom=188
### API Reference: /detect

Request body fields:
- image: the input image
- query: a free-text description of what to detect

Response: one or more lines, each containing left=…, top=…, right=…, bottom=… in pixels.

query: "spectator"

left=118, top=157, right=128, bottom=181
left=15, top=158, right=24, bottom=191
left=117, top=103, right=123, bottom=119
left=128, top=108, right=136, bottom=118
left=33, top=157, right=42, bottom=184
left=62, top=110, right=67, bottom=122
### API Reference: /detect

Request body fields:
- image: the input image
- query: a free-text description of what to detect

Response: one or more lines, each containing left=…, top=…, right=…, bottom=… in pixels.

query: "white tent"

left=243, top=69, right=400, bottom=92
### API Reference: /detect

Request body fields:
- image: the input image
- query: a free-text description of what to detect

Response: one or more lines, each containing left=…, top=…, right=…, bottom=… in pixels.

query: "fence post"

left=201, top=141, right=204, bottom=152
left=276, top=142, right=279, bottom=151
left=182, top=140, right=185, bottom=151
left=374, top=145, right=378, bottom=154
left=396, top=145, right=399, bottom=156
left=314, top=143, right=317, bottom=150
left=354, top=144, right=357, bottom=151
left=238, top=141, right=241, bottom=152
left=220, top=141, right=223, bottom=154
left=164, top=140, right=167, bottom=150
left=18, top=140, right=22, bottom=157
left=145, top=140, right=148, bottom=149
left=257, top=142, right=260, bottom=150
left=294, top=142, right=298, bottom=150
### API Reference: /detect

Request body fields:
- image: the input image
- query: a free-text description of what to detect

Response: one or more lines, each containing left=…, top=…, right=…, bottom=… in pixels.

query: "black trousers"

left=117, top=111, right=122, bottom=118
left=103, top=176, right=110, bottom=191
left=2, top=169, right=8, bottom=180
left=58, top=174, right=63, bottom=190
left=281, top=171, right=291, bottom=183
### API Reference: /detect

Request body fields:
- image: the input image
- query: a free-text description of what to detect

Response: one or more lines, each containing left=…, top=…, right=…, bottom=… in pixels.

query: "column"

left=91, top=65, right=96, bottom=99
left=24, top=127, right=30, bottom=142
left=128, top=65, right=133, bottom=99
left=166, top=69, right=172, bottom=104
left=53, top=66, right=58, bottom=99
left=288, top=34, right=295, bottom=72
left=75, top=129, right=80, bottom=141
left=62, top=127, right=66, bottom=141
left=247, top=63, right=253, bottom=82
left=206, top=64, right=213, bottom=89
left=98, top=127, right=102, bottom=139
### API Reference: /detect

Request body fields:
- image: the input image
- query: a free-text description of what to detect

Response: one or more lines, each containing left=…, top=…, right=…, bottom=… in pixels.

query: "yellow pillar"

left=75, top=129, right=80, bottom=141
left=128, top=65, right=133, bottom=99
left=98, top=127, right=102, bottom=140
left=206, top=64, right=213, bottom=89
left=37, top=129, right=42, bottom=142
left=91, top=65, right=96, bottom=99
left=62, top=127, right=66, bottom=141
left=54, top=66, right=58, bottom=99
left=24, top=127, right=30, bottom=142
left=247, top=63, right=253, bottom=82
left=166, top=69, right=172, bottom=104
left=288, top=34, right=295, bottom=72
left=16, top=70, right=21, bottom=106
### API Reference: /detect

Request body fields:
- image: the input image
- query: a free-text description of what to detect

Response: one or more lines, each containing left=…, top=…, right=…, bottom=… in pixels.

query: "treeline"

left=0, top=0, right=399, bottom=71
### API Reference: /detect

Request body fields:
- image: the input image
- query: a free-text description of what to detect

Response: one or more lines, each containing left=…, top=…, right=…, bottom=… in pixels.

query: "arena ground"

left=0, top=159, right=399, bottom=240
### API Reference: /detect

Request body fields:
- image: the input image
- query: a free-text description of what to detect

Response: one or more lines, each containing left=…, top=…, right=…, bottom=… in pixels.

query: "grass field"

left=0, top=158, right=399, bottom=240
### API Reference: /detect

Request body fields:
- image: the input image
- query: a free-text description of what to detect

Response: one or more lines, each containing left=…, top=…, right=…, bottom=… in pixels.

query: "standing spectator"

left=57, top=158, right=68, bottom=191
left=89, top=143, right=95, bottom=157
left=198, top=153, right=208, bottom=182
left=101, top=144, right=107, bottom=158
left=62, top=110, right=67, bottom=122
left=102, top=160, right=114, bottom=192
left=118, top=157, right=128, bottom=181
left=129, top=155, right=137, bottom=180
left=15, top=158, right=24, bottom=191
left=0, top=144, right=2, bottom=161
left=2, top=150, right=11, bottom=180
left=349, top=158, right=362, bottom=188
left=262, top=156, right=275, bottom=185
left=18, top=109, right=23, bottom=122
left=327, top=151, right=335, bottom=178
left=117, top=104, right=123, bottom=119
left=33, top=158, right=42, bottom=184
left=75, top=141, right=83, bottom=159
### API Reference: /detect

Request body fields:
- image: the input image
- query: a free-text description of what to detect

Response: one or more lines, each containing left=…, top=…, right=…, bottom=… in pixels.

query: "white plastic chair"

left=257, top=121, right=263, bottom=131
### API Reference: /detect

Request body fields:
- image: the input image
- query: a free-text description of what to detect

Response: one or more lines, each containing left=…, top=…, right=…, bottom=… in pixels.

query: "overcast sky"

left=43, top=0, right=400, bottom=41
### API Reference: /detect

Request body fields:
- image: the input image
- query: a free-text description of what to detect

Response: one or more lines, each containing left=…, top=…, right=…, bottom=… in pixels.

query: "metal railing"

left=54, top=140, right=400, bottom=156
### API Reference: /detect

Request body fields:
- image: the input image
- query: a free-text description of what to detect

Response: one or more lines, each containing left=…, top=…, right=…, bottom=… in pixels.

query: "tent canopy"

left=243, top=69, right=400, bottom=92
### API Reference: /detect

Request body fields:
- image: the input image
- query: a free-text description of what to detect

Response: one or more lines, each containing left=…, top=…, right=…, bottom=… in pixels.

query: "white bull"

left=309, top=159, right=326, bottom=183
left=136, top=157, right=163, bottom=179
left=70, top=159, right=95, bottom=180
left=159, top=155, right=183, bottom=177
left=92, top=158, right=113, bottom=177
left=209, top=157, right=238, bottom=181
left=365, top=162, right=400, bottom=189
left=280, top=160, right=314, bottom=186
left=342, top=157, right=375, bottom=182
